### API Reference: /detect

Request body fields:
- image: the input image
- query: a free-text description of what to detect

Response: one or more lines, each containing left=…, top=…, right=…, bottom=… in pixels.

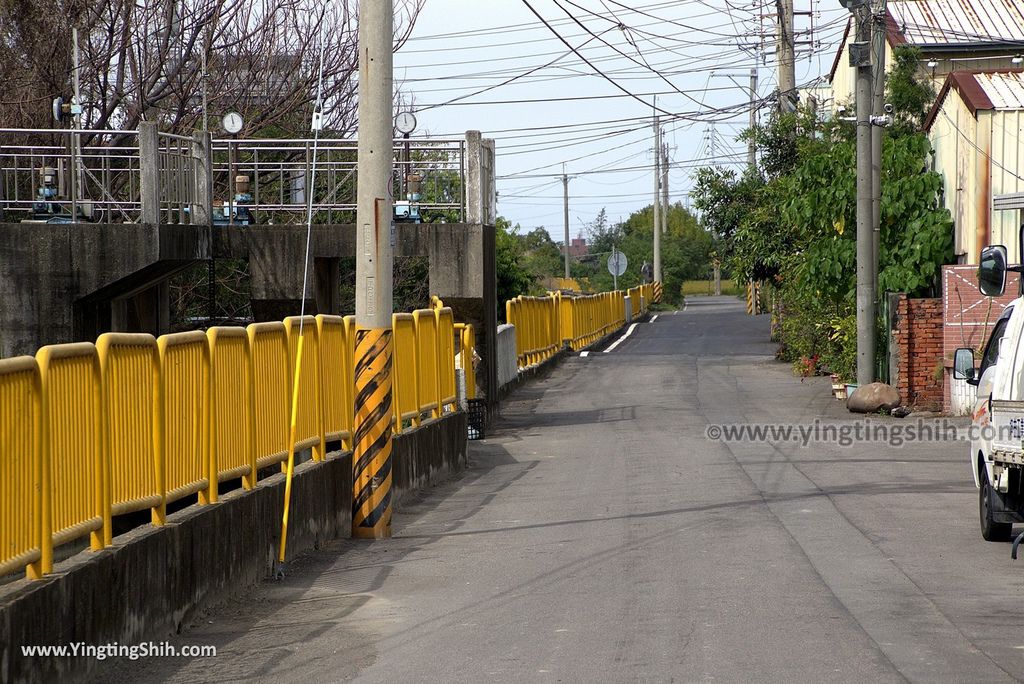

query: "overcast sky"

left=393, top=0, right=849, bottom=241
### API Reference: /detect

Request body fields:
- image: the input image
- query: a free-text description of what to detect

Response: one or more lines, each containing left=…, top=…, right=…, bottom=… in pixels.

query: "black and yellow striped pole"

left=352, top=0, right=394, bottom=539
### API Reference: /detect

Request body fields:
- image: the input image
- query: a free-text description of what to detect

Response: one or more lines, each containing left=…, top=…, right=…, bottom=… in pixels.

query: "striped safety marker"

left=352, top=328, right=394, bottom=538
left=652, top=281, right=663, bottom=304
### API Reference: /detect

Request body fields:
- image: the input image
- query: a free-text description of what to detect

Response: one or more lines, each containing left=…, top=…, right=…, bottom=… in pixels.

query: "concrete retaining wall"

left=0, top=413, right=465, bottom=684
left=496, top=324, right=518, bottom=390
left=392, top=412, right=468, bottom=509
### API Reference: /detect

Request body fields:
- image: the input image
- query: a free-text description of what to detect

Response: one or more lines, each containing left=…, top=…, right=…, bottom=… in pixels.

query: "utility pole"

left=776, top=0, right=796, bottom=113
left=855, top=2, right=876, bottom=385
left=653, top=113, right=662, bottom=283
left=748, top=68, right=759, bottom=168
left=562, top=164, right=571, bottom=280
left=871, top=0, right=887, bottom=296
left=661, top=141, right=669, bottom=234
left=353, top=0, right=395, bottom=539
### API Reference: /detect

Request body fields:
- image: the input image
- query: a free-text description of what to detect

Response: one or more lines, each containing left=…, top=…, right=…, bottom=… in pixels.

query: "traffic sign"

left=607, top=249, right=627, bottom=277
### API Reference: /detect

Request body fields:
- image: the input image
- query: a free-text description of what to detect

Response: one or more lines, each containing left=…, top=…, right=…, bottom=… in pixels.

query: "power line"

left=518, top=0, right=675, bottom=116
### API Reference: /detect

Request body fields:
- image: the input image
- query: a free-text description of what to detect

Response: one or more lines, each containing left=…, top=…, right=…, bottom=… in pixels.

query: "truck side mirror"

left=979, top=245, right=1008, bottom=296
left=953, top=347, right=978, bottom=384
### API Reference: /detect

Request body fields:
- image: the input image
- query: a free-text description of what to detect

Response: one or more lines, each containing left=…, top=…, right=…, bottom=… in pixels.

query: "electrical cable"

left=518, top=0, right=675, bottom=116
left=277, top=24, right=329, bottom=573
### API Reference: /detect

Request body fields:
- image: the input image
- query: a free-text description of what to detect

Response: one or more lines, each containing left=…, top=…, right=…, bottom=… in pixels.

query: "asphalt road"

left=106, top=296, right=1024, bottom=683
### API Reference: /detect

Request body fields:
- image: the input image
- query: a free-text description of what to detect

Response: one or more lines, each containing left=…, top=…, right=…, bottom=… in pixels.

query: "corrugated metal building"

left=925, top=70, right=1024, bottom=263
left=829, top=0, right=1024, bottom=109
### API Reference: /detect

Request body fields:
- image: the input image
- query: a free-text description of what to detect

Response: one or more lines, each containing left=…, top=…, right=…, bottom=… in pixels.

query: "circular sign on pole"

left=607, top=249, right=627, bottom=277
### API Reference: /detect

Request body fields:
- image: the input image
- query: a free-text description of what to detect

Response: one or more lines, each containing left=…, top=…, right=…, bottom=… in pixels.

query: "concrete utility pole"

left=353, top=0, right=395, bottom=539
left=661, top=141, right=669, bottom=234
left=562, top=164, right=571, bottom=279
left=748, top=68, right=759, bottom=168
left=855, top=3, right=876, bottom=385
left=776, top=0, right=796, bottom=112
left=653, top=114, right=662, bottom=283
left=871, top=0, right=887, bottom=295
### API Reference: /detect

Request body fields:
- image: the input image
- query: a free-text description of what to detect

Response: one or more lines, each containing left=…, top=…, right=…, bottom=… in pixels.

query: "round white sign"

left=607, top=250, right=628, bottom=277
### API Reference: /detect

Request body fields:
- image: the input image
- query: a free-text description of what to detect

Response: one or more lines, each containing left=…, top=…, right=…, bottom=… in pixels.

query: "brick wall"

left=942, top=266, right=1019, bottom=411
left=893, top=295, right=944, bottom=409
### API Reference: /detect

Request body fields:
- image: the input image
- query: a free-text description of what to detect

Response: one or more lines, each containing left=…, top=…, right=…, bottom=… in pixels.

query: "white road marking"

left=580, top=351, right=590, bottom=357
left=604, top=323, right=639, bottom=353
left=651, top=314, right=659, bottom=322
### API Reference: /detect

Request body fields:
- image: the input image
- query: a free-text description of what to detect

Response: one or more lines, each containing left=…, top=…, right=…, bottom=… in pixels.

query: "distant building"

left=925, top=69, right=1024, bottom=264
left=828, top=0, right=1024, bottom=110
left=569, top=237, right=588, bottom=259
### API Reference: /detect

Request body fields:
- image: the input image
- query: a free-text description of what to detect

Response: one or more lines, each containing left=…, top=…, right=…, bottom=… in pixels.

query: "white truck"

left=956, top=243, right=1024, bottom=545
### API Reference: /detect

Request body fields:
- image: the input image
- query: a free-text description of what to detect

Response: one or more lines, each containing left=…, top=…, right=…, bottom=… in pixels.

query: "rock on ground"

left=847, top=382, right=901, bottom=413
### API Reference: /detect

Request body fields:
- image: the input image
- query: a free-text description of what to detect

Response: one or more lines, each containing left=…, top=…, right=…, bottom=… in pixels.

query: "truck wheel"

left=980, top=467, right=1013, bottom=542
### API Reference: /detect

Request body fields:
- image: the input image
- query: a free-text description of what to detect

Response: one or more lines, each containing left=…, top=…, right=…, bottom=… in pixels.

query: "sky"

left=393, top=0, right=850, bottom=243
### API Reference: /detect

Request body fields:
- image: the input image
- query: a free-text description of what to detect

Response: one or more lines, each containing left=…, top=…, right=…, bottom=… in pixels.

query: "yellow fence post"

left=157, top=331, right=211, bottom=509
left=97, top=333, right=162, bottom=532
left=247, top=322, right=291, bottom=471
left=36, top=343, right=105, bottom=575
left=284, top=316, right=325, bottom=462
left=392, top=313, right=420, bottom=432
left=456, top=323, right=477, bottom=400
left=208, top=327, right=257, bottom=497
left=0, top=357, right=43, bottom=580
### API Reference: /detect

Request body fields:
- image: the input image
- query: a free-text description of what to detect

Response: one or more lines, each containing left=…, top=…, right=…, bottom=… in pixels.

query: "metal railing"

left=391, top=307, right=463, bottom=433
left=505, top=284, right=655, bottom=370
left=0, top=128, right=145, bottom=223
left=210, top=136, right=466, bottom=223
left=0, top=129, right=470, bottom=224
left=0, top=307, right=473, bottom=580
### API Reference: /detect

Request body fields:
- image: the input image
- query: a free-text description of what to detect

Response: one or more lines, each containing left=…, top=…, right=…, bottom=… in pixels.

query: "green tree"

left=886, top=45, right=936, bottom=135
left=495, top=216, right=532, bottom=319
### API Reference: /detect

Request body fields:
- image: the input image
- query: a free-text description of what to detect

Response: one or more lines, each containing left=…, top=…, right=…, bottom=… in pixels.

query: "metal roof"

left=924, top=69, right=1024, bottom=130
left=973, top=71, right=1024, bottom=108
left=888, top=0, right=1024, bottom=46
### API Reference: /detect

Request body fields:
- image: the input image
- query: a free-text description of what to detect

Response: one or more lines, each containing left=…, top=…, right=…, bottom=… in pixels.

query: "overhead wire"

left=518, top=0, right=675, bottom=116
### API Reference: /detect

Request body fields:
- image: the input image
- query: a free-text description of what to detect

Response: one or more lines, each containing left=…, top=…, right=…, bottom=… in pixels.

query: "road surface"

left=105, top=296, right=1024, bottom=683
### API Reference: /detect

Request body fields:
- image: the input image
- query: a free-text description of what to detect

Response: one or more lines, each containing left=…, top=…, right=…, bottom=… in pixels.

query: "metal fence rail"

left=506, top=285, right=654, bottom=370
left=0, top=305, right=473, bottom=580
left=210, top=136, right=466, bottom=223
left=0, top=127, right=470, bottom=224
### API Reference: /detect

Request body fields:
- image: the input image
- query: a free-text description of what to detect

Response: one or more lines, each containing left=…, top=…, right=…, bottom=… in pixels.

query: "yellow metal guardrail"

left=284, top=316, right=326, bottom=461
left=507, top=295, right=560, bottom=368
left=392, top=313, right=420, bottom=432
left=248, top=322, right=291, bottom=470
left=0, top=357, right=43, bottom=579
left=158, top=331, right=211, bottom=508
left=455, top=323, right=477, bottom=401
left=1, top=301, right=475, bottom=579
left=412, top=308, right=441, bottom=419
left=98, top=333, right=163, bottom=526
left=36, top=343, right=105, bottom=575
left=436, top=308, right=457, bottom=409
left=208, top=327, right=256, bottom=497
left=506, top=285, right=660, bottom=368
left=317, top=315, right=355, bottom=451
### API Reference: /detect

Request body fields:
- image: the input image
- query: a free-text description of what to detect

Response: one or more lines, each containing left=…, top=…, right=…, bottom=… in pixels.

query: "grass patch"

left=681, top=279, right=741, bottom=296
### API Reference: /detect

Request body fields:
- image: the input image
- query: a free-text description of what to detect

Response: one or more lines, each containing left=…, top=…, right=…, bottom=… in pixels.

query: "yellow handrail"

left=36, top=343, right=105, bottom=574
left=0, top=356, right=43, bottom=579
left=2, top=302, right=472, bottom=579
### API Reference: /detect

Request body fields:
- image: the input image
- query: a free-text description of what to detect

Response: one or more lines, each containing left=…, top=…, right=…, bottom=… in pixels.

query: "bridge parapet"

left=0, top=125, right=476, bottom=225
